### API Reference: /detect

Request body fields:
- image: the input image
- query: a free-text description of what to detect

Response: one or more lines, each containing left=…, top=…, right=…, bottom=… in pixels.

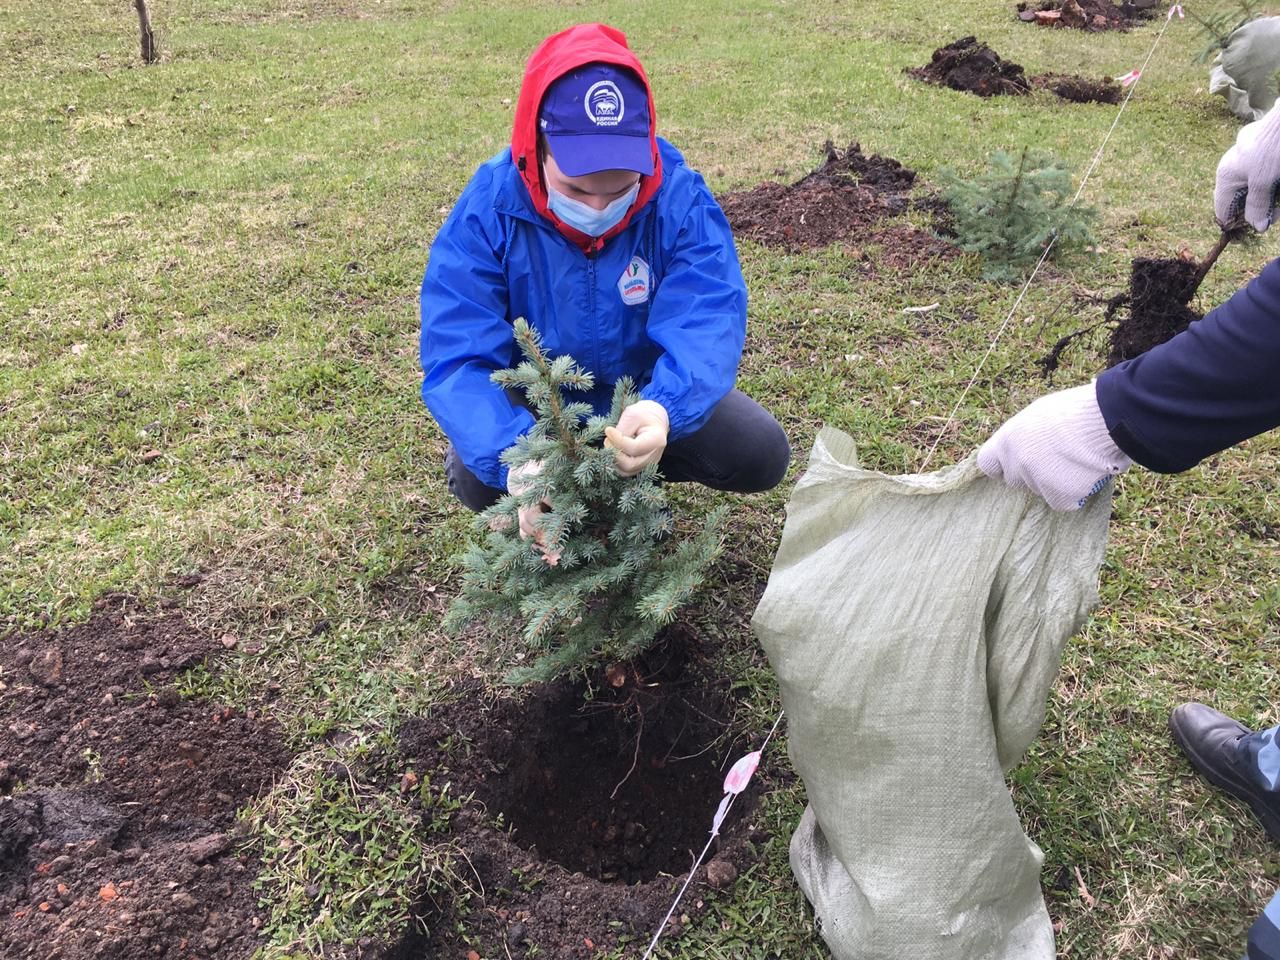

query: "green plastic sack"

left=751, top=427, right=1112, bottom=959
left=1209, top=16, right=1280, bottom=121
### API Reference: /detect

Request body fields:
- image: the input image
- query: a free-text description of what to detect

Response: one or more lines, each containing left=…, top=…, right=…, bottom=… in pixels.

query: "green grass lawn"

left=3, top=0, right=1279, bottom=956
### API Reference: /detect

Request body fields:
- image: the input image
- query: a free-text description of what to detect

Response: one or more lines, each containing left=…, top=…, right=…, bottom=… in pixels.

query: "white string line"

left=920, top=8, right=1181, bottom=471
left=640, top=710, right=786, bottom=960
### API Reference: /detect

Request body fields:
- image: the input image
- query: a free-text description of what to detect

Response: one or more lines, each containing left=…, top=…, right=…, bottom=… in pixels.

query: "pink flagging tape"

left=710, top=792, right=734, bottom=839
left=1116, top=69, right=1141, bottom=87
left=723, top=750, right=761, bottom=796
left=711, top=750, right=762, bottom=836
left=640, top=713, right=785, bottom=960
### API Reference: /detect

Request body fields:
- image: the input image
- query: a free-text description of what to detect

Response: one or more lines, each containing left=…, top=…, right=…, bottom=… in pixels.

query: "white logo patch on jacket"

left=618, top=256, right=650, bottom=305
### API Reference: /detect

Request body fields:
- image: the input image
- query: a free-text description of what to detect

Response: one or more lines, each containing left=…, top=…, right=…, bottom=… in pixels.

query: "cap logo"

left=584, top=80, right=624, bottom=127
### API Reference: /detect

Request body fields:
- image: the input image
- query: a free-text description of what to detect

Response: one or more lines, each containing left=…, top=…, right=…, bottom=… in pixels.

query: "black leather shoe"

left=1169, top=702, right=1280, bottom=844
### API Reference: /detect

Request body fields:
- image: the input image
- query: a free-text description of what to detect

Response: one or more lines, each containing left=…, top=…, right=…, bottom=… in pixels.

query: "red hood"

left=511, top=23, right=663, bottom=254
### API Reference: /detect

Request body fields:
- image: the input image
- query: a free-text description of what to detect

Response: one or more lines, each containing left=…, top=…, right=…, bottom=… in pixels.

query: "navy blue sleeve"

left=1095, top=256, right=1280, bottom=473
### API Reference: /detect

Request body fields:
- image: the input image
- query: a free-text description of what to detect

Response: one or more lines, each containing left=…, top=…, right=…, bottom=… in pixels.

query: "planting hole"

left=402, top=637, right=756, bottom=885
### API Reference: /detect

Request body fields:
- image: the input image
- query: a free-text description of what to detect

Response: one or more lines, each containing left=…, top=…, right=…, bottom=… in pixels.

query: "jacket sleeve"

left=419, top=176, right=534, bottom=490
left=1095, top=256, right=1280, bottom=473
left=639, top=180, right=747, bottom=439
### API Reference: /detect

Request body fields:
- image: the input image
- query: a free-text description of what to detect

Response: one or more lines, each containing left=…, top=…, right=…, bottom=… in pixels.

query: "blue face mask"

left=547, top=181, right=640, bottom=237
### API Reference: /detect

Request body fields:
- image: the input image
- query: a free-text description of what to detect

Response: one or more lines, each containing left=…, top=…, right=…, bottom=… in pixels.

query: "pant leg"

left=1247, top=888, right=1280, bottom=959
left=1241, top=727, right=1280, bottom=959
left=444, top=444, right=505, bottom=512
left=442, top=387, right=530, bottom=513
left=1241, top=724, right=1280, bottom=793
left=658, top=389, right=791, bottom=492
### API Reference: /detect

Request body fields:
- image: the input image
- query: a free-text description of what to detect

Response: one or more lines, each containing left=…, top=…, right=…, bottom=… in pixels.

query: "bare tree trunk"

left=134, top=0, right=158, bottom=64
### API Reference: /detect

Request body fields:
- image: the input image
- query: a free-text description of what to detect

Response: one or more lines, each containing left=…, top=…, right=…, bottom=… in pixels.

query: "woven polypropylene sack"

left=751, top=427, right=1111, bottom=959
left=1209, top=16, right=1280, bottom=121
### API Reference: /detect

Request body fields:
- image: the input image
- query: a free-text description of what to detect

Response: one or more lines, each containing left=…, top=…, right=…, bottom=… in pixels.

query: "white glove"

left=1214, top=106, right=1280, bottom=232
left=977, top=382, right=1132, bottom=511
left=507, top=460, right=560, bottom=564
left=604, top=400, right=669, bottom=477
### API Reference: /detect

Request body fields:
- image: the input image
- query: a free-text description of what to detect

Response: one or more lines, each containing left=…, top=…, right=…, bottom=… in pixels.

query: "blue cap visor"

left=544, top=131, right=654, bottom=177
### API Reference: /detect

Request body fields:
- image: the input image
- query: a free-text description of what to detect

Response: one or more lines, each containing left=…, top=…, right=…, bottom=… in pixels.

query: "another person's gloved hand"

left=507, top=460, right=560, bottom=564
left=1214, top=106, right=1280, bottom=232
left=604, top=400, right=669, bottom=477
left=977, top=382, right=1133, bottom=511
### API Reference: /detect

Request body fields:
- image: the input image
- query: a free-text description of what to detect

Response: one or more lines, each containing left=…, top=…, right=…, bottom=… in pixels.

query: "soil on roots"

left=1106, top=256, right=1202, bottom=365
left=1017, top=0, right=1161, bottom=30
left=910, top=37, right=1122, bottom=104
left=0, top=595, right=292, bottom=960
left=717, top=140, right=956, bottom=268
left=395, top=627, right=768, bottom=959
left=1038, top=256, right=1204, bottom=375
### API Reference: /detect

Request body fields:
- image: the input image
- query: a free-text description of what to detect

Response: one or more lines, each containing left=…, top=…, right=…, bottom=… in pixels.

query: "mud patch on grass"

left=0, top=595, right=292, bottom=960
left=396, top=627, right=768, bottom=959
left=1235, top=515, right=1280, bottom=541
left=718, top=140, right=955, bottom=268
left=1032, top=72, right=1122, bottom=104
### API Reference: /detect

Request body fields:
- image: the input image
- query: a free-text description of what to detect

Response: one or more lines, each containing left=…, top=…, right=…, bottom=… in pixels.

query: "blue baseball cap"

left=539, top=63, right=654, bottom=177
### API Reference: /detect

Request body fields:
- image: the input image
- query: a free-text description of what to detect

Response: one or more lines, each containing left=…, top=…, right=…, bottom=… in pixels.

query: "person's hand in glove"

left=506, top=460, right=561, bottom=565
left=977, top=381, right=1133, bottom=511
left=604, top=400, right=669, bottom=477
left=1215, top=105, right=1280, bottom=232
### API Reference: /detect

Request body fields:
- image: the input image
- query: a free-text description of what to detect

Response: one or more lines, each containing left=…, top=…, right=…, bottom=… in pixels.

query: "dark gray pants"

left=445, top=389, right=791, bottom=512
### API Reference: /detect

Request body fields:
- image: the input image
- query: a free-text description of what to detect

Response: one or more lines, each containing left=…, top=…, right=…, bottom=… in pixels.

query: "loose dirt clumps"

left=909, top=36, right=1032, bottom=97
left=718, top=140, right=955, bottom=267
left=396, top=628, right=769, bottom=959
left=911, top=37, right=1123, bottom=104
left=1017, top=0, right=1161, bottom=31
left=0, top=595, right=292, bottom=960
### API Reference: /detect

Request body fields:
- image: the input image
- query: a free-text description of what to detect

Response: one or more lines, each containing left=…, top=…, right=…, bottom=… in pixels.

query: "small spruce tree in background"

left=939, top=147, right=1096, bottom=281
left=1187, top=0, right=1266, bottom=63
left=443, top=319, right=727, bottom=685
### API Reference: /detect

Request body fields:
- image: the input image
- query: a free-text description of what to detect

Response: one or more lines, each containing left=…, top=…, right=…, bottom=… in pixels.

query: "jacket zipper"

left=586, top=251, right=601, bottom=380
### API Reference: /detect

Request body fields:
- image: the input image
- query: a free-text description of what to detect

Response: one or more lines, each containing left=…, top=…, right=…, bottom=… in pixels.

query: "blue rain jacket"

left=418, top=138, right=747, bottom=490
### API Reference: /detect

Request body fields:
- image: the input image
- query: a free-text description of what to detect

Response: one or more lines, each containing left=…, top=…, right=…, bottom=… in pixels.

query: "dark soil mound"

left=1032, top=72, right=1123, bottom=104
left=909, top=36, right=1031, bottom=97
left=396, top=628, right=772, bottom=959
left=1106, top=256, right=1202, bottom=365
left=0, top=596, right=292, bottom=960
left=910, top=37, right=1123, bottom=105
left=811, top=139, right=918, bottom=192
left=1017, top=0, right=1161, bottom=30
left=718, top=140, right=955, bottom=267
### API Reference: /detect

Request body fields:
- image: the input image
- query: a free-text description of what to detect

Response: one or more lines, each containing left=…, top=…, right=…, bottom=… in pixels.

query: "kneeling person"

left=418, top=23, right=790, bottom=534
